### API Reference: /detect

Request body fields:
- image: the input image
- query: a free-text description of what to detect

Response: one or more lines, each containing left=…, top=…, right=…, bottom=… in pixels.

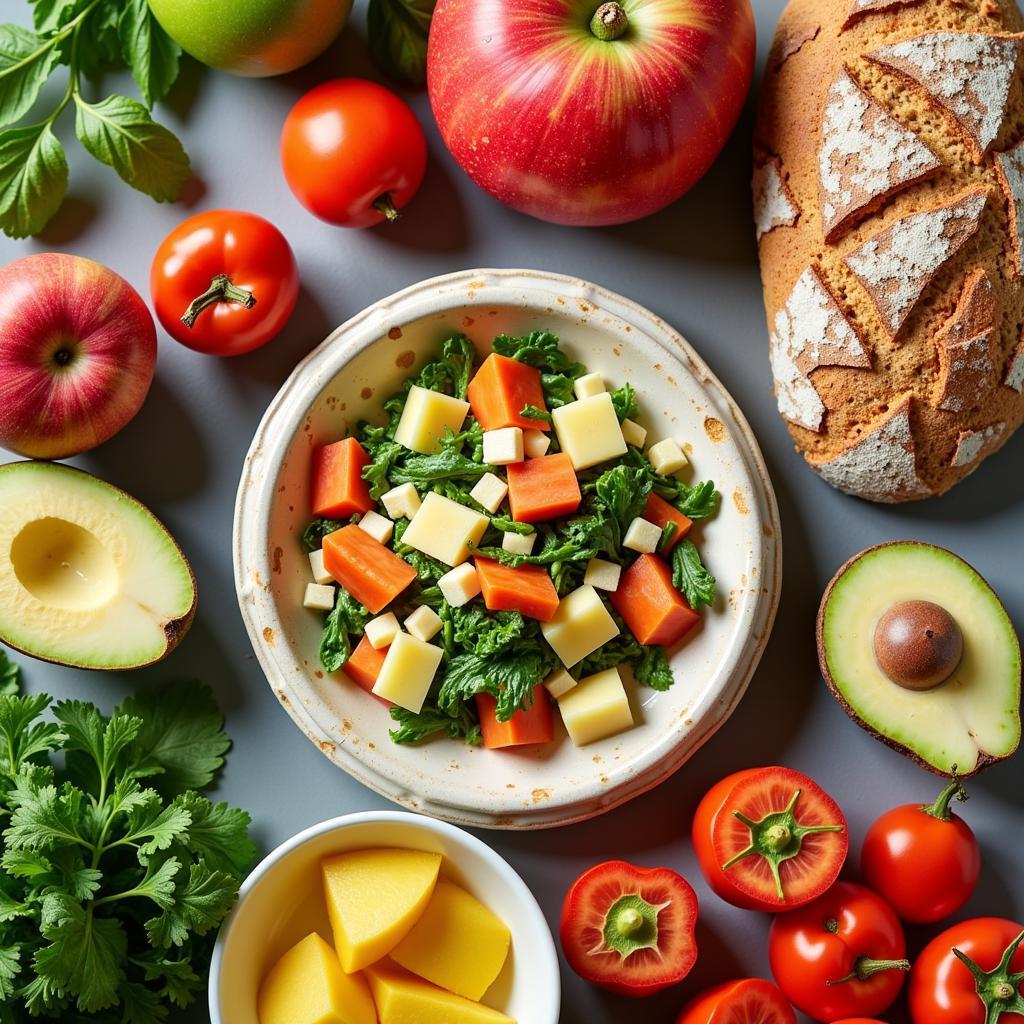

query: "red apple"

left=427, top=0, right=755, bottom=226
left=0, top=254, right=157, bottom=459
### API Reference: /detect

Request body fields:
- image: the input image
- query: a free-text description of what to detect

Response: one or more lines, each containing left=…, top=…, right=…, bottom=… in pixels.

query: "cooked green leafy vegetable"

left=672, top=540, right=717, bottom=610
left=389, top=702, right=480, bottom=746
left=301, top=518, right=345, bottom=553
left=320, top=589, right=373, bottom=672
left=610, top=382, right=637, bottom=422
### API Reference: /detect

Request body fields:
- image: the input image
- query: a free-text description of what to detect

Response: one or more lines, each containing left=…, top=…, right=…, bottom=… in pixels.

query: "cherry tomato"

left=909, top=918, right=1024, bottom=1024
left=150, top=210, right=298, bottom=356
left=769, top=882, right=910, bottom=1021
left=676, top=978, right=796, bottom=1024
left=559, top=860, right=698, bottom=997
left=280, top=78, right=427, bottom=228
left=692, top=766, right=848, bottom=911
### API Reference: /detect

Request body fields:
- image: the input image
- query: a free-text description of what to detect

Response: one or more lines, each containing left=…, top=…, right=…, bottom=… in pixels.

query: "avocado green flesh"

left=0, top=462, right=195, bottom=670
left=823, top=544, right=1021, bottom=774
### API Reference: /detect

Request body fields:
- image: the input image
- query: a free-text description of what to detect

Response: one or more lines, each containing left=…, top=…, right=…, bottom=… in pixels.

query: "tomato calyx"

left=591, top=892, right=669, bottom=960
left=181, top=273, right=256, bottom=329
left=951, top=928, right=1024, bottom=1024
left=372, top=194, right=401, bottom=223
left=590, top=2, right=629, bottom=41
left=721, top=787, right=845, bottom=901
left=921, top=773, right=967, bottom=822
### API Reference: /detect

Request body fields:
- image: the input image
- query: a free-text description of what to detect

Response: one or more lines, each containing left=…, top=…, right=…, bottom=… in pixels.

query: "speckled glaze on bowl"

left=233, top=269, right=782, bottom=829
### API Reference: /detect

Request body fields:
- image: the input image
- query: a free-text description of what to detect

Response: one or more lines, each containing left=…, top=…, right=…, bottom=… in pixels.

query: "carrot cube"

left=475, top=557, right=560, bottom=622
left=467, top=353, right=550, bottom=431
left=505, top=453, right=581, bottom=523
left=311, top=438, right=374, bottom=518
left=322, top=525, right=417, bottom=614
left=344, top=635, right=392, bottom=704
left=476, top=686, right=554, bottom=748
left=610, top=553, right=700, bottom=647
left=643, top=493, right=693, bottom=553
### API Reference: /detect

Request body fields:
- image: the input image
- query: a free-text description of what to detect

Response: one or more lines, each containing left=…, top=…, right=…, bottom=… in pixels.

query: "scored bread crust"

left=754, top=0, right=1024, bottom=501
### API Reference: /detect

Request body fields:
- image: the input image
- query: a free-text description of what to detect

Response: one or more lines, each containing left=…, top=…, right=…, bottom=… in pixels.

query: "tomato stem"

left=373, top=194, right=401, bottom=223
left=590, top=1, right=629, bottom=40
left=922, top=774, right=967, bottom=822
left=828, top=957, right=911, bottom=985
left=952, top=929, right=1024, bottom=1024
left=181, top=273, right=256, bottom=329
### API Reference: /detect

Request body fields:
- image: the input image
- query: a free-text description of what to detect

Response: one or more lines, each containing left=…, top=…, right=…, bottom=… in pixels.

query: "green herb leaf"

left=444, top=604, right=528, bottom=656
left=520, top=404, right=552, bottom=424
left=300, top=517, right=345, bottom=552
left=610, top=382, right=637, bottom=422
left=673, top=479, right=719, bottom=520
left=74, top=3, right=122, bottom=79
left=173, top=793, right=256, bottom=876
left=0, top=650, right=18, bottom=697
left=0, top=122, right=68, bottom=239
left=0, top=25, right=59, bottom=126
left=414, top=334, right=475, bottom=398
left=367, top=0, right=435, bottom=86
left=388, top=702, right=481, bottom=746
left=361, top=440, right=403, bottom=500
left=492, top=331, right=584, bottom=377
left=145, top=861, right=239, bottom=948
left=320, top=589, right=372, bottom=673
left=633, top=645, right=674, bottom=691
left=31, top=0, right=92, bottom=33
left=0, top=943, right=20, bottom=1001
left=671, top=540, right=716, bottom=610
left=117, top=0, right=181, bottom=107
left=390, top=448, right=494, bottom=487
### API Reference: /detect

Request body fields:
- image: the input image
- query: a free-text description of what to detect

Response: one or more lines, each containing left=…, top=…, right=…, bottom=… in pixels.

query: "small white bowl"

left=209, top=810, right=560, bottom=1024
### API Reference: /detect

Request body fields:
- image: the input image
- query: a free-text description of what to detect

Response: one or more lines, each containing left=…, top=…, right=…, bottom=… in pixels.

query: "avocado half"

left=0, top=461, right=197, bottom=670
left=817, top=541, right=1021, bottom=777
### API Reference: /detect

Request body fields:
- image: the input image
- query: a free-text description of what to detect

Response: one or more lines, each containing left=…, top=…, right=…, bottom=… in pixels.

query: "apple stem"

left=181, top=274, right=256, bottom=329
left=373, top=194, right=401, bottom=223
left=590, top=1, right=629, bottom=40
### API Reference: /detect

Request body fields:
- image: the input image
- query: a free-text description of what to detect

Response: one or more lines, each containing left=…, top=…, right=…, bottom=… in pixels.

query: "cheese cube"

left=540, top=585, right=619, bottom=667
left=523, top=428, right=551, bottom=459
left=502, top=530, right=536, bottom=555
left=551, top=393, right=627, bottom=471
left=623, top=517, right=662, bottom=554
left=309, top=548, right=333, bottom=585
left=394, top=385, right=470, bottom=454
left=373, top=632, right=444, bottom=712
left=381, top=482, right=422, bottom=520
left=469, top=472, right=508, bottom=513
left=573, top=372, right=605, bottom=399
left=365, top=612, right=401, bottom=650
left=405, top=604, right=442, bottom=642
left=648, top=437, right=689, bottom=475
left=303, top=583, right=336, bottom=611
left=402, top=493, right=489, bottom=566
left=544, top=668, right=577, bottom=699
left=584, top=557, right=621, bottom=591
left=438, top=563, right=481, bottom=607
left=621, top=418, right=647, bottom=449
left=558, top=667, right=634, bottom=746
left=482, top=427, right=524, bottom=465
left=357, top=509, right=394, bottom=545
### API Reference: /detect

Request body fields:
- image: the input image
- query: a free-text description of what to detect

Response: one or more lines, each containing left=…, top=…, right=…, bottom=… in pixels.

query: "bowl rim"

left=208, top=809, right=561, bottom=1024
left=233, top=267, right=783, bottom=828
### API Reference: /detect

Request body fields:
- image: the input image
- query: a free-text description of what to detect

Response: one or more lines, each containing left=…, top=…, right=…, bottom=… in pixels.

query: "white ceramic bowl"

left=234, top=268, right=781, bottom=828
left=209, top=810, right=559, bottom=1023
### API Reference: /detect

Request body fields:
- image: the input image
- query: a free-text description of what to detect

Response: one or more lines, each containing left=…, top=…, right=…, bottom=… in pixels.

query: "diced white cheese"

left=551, top=393, right=627, bottom=471
left=405, top=604, right=442, bottom=642
left=573, top=372, right=605, bottom=400
left=502, top=530, right=536, bottom=555
left=540, top=585, right=619, bottom=667
left=543, top=668, right=577, bottom=700
left=438, top=563, right=481, bottom=607
left=308, top=548, right=333, bottom=585
left=482, top=426, right=524, bottom=465
left=372, top=632, right=443, bottom=712
left=357, top=509, right=394, bottom=545
left=621, top=418, right=647, bottom=449
left=380, top=482, right=422, bottom=520
left=523, top=428, right=551, bottom=459
left=394, top=385, right=470, bottom=454
left=303, top=582, right=336, bottom=611
left=558, top=667, right=634, bottom=746
left=648, top=437, right=689, bottom=476
left=402, top=492, right=489, bottom=566
left=365, top=612, right=401, bottom=650
left=584, top=557, right=621, bottom=591
left=623, top=517, right=662, bottom=554
left=469, top=472, right=508, bottom=513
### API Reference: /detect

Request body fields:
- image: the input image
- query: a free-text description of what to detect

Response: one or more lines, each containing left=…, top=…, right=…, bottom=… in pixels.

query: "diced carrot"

left=476, top=686, right=554, bottom=748
left=475, top=557, right=560, bottom=622
left=311, top=438, right=374, bottom=518
left=344, top=635, right=392, bottom=704
left=610, top=552, right=700, bottom=647
left=322, top=525, right=417, bottom=614
left=643, top=492, right=693, bottom=553
left=467, top=353, right=550, bottom=431
left=505, top=453, right=581, bottom=523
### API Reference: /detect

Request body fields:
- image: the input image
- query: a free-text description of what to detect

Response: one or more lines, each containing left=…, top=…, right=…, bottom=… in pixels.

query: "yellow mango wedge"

left=366, top=961, right=515, bottom=1024
left=258, top=932, right=376, bottom=1024
left=390, top=880, right=511, bottom=1001
left=322, top=848, right=442, bottom=973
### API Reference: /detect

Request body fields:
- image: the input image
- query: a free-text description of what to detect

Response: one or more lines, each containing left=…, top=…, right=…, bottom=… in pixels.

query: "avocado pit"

left=873, top=599, right=963, bottom=691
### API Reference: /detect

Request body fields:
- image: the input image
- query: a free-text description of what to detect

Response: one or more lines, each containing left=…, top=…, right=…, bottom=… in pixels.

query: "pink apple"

left=0, top=253, right=157, bottom=459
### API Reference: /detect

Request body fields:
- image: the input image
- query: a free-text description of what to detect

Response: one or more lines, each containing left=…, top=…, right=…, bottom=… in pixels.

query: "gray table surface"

left=2, top=1, right=1022, bottom=1021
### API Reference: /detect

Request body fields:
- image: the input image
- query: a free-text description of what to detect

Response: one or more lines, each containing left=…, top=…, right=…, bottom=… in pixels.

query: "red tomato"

left=909, top=918, right=1024, bottom=1024
left=676, top=978, right=796, bottom=1024
left=769, top=882, right=910, bottom=1022
left=150, top=210, right=298, bottom=356
left=280, top=78, right=427, bottom=228
left=861, top=778, right=980, bottom=924
left=692, top=766, right=848, bottom=911
left=559, top=860, right=698, bottom=997
left=832, top=1020, right=889, bottom=1023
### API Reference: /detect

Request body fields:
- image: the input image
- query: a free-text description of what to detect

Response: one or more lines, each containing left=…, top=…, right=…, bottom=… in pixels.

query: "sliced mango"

left=257, top=932, right=376, bottom=1024
left=390, top=880, right=511, bottom=1001
left=322, top=848, right=442, bottom=973
left=366, top=962, right=515, bottom=1023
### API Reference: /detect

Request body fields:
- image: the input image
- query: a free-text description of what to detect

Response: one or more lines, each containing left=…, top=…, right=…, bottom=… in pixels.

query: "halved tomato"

left=559, top=860, right=698, bottom=997
left=676, top=978, right=797, bottom=1024
left=693, top=767, right=848, bottom=911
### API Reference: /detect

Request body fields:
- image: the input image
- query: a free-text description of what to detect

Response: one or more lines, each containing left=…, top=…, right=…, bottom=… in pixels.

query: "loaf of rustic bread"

left=755, top=0, right=1024, bottom=501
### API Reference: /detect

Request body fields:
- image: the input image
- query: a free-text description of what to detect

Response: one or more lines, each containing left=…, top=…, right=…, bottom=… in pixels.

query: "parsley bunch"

left=0, top=0, right=189, bottom=238
left=0, top=653, right=255, bottom=1021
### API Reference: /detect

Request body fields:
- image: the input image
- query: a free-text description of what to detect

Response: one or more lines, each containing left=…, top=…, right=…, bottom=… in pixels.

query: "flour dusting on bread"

left=951, top=423, right=1006, bottom=466
left=753, top=159, right=800, bottom=239
left=995, top=138, right=1024, bottom=273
